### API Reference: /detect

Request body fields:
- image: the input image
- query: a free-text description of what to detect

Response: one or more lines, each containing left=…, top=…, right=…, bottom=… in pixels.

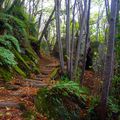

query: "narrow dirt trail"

left=0, top=56, right=59, bottom=120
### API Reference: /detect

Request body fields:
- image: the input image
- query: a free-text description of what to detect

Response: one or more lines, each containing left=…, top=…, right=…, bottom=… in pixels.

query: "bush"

left=35, top=81, right=91, bottom=120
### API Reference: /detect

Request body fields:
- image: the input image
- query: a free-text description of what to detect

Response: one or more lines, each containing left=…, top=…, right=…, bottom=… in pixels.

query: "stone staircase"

left=0, top=58, right=59, bottom=119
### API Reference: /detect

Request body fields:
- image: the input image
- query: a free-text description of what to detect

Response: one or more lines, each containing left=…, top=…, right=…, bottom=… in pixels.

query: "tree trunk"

left=100, top=0, right=118, bottom=119
left=66, top=0, right=71, bottom=77
left=74, top=0, right=88, bottom=79
left=38, top=0, right=44, bottom=34
left=37, top=6, right=55, bottom=47
left=0, top=0, right=4, bottom=8
left=70, top=0, right=77, bottom=80
left=55, top=0, right=64, bottom=71
left=80, top=0, right=91, bottom=84
left=105, top=0, right=110, bottom=22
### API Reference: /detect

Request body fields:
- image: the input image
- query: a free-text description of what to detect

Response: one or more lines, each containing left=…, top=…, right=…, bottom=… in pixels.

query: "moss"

left=0, top=67, right=12, bottom=82
left=13, top=65, right=26, bottom=77
left=22, top=110, right=37, bottom=120
left=13, top=48, right=30, bottom=70
left=0, top=6, right=40, bottom=80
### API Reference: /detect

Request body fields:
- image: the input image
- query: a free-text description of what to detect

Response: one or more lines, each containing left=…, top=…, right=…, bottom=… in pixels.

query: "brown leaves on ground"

left=83, top=70, right=102, bottom=96
left=0, top=56, right=59, bottom=120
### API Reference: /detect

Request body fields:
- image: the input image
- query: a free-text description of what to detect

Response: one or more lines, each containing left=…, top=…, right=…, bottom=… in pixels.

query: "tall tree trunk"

left=96, top=7, right=104, bottom=42
left=38, top=0, right=44, bottom=34
left=37, top=7, right=55, bottom=47
left=55, top=0, right=64, bottom=71
left=70, top=0, right=77, bottom=80
left=66, top=0, right=71, bottom=77
left=80, top=0, right=91, bottom=84
left=105, top=0, right=110, bottom=22
left=74, top=0, right=88, bottom=79
left=100, top=0, right=118, bottom=119
left=0, top=0, right=4, bottom=8
left=77, top=0, right=84, bottom=29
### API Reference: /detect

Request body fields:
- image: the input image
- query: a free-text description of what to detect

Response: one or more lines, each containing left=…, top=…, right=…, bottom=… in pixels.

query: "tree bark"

left=74, top=0, right=88, bottom=79
left=66, top=0, right=71, bottom=77
left=37, top=6, right=55, bottom=47
left=55, top=0, right=64, bottom=71
left=100, top=0, right=118, bottom=119
left=38, top=0, right=44, bottom=34
left=70, top=0, right=77, bottom=80
left=80, top=0, right=91, bottom=84
left=105, top=0, right=110, bottom=22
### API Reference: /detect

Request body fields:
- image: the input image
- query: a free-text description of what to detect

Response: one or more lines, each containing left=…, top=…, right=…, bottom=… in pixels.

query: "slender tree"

left=0, top=0, right=4, bottom=8
left=70, top=0, right=77, bottom=80
left=74, top=0, right=88, bottom=80
left=38, top=0, right=44, bottom=33
left=105, top=0, right=110, bottom=22
left=80, top=0, right=91, bottom=84
left=55, top=0, right=64, bottom=71
left=37, top=7, right=55, bottom=46
left=100, top=0, right=118, bottom=119
left=66, top=0, right=71, bottom=76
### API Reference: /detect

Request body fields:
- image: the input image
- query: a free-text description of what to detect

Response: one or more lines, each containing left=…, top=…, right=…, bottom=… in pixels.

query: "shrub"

left=35, top=81, right=90, bottom=120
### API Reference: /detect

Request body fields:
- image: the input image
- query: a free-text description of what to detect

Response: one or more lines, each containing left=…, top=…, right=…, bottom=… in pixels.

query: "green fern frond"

left=0, top=47, right=17, bottom=66
left=0, top=34, right=21, bottom=52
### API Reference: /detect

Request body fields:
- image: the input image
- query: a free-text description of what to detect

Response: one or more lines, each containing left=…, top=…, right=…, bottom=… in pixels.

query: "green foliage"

left=35, top=81, right=90, bottom=120
left=0, top=6, right=40, bottom=79
left=87, top=96, right=100, bottom=120
left=115, top=39, right=120, bottom=73
left=0, top=67, right=12, bottom=82
left=111, top=76, right=120, bottom=99
left=13, top=66, right=26, bottom=77
left=0, top=47, right=17, bottom=66
left=13, top=48, right=30, bottom=70
left=0, top=34, right=21, bottom=52
left=22, top=110, right=37, bottom=120
left=0, top=13, right=29, bottom=47
left=107, top=96, right=120, bottom=120
left=50, top=67, right=59, bottom=80
left=55, top=81, right=89, bottom=96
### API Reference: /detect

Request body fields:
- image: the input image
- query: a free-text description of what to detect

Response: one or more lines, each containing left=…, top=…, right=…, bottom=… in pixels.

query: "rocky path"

left=0, top=57, right=59, bottom=120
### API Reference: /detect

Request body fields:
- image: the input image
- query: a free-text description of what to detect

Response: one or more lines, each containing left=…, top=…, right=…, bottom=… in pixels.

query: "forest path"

left=0, top=56, right=59, bottom=120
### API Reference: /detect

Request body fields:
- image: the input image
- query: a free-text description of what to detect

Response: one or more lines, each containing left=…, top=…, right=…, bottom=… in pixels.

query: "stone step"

left=0, top=93, right=35, bottom=97
left=0, top=101, right=20, bottom=108
left=36, top=74, right=48, bottom=78
left=46, top=64, right=59, bottom=67
left=24, top=79, right=43, bottom=83
left=21, top=82, right=47, bottom=88
left=34, top=77, right=44, bottom=81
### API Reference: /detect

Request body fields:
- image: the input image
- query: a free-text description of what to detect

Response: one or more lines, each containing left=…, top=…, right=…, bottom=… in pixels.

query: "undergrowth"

left=35, top=80, right=100, bottom=120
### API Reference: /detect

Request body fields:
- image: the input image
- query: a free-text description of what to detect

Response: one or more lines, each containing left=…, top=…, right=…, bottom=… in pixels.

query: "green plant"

left=0, top=67, right=12, bottom=82
left=107, top=96, right=120, bottom=120
left=22, top=110, right=37, bottom=120
left=0, top=47, right=17, bottom=66
left=0, top=34, right=21, bottom=52
left=35, top=81, right=90, bottom=120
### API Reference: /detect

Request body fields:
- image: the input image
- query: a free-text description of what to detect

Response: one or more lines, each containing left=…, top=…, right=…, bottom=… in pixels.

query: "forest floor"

left=0, top=55, right=101, bottom=120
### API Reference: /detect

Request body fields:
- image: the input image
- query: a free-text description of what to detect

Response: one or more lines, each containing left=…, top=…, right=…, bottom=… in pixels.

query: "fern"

left=0, top=34, right=21, bottom=52
left=0, top=47, right=17, bottom=66
left=0, top=13, right=28, bottom=45
left=3, top=23, right=13, bottom=34
left=35, top=81, right=90, bottom=120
